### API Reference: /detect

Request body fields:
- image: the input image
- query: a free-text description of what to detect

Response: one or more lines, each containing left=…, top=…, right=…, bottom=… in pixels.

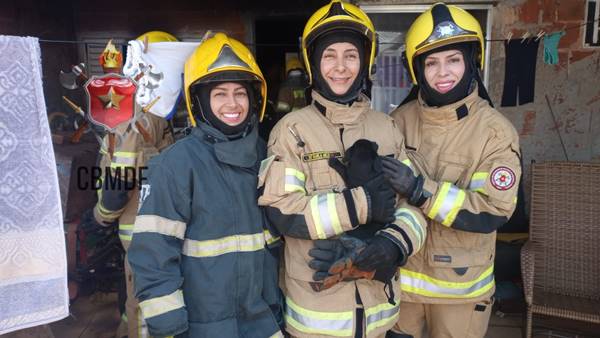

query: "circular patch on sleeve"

left=490, top=167, right=516, bottom=190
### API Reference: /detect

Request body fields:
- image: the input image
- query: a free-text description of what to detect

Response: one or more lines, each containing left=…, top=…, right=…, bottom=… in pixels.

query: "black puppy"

left=329, top=139, right=386, bottom=238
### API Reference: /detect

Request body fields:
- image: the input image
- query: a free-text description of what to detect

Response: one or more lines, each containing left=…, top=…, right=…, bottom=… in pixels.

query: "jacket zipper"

left=222, top=165, right=240, bottom=317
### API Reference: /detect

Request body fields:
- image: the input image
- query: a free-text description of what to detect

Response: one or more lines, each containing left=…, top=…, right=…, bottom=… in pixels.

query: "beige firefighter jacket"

left=258, top=91, right=427, bottom=338
left=390, top=88, right=521, bottom=305
left=94, top=113, right=173, bottom=248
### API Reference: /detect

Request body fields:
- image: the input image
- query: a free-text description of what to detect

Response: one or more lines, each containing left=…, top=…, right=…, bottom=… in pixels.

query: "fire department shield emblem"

left=490, top=166, right=516, bottom=191
left=84, top=74, right=136, bottom=131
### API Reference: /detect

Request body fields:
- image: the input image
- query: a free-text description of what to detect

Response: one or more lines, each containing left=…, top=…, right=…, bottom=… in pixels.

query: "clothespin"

left=199, top=30, right=213, bottom=44
left=521, top=31, right=531, bottom=43
left=143, top=36, right=149, bottom=53
left=535, top=30, right=545, bottom=42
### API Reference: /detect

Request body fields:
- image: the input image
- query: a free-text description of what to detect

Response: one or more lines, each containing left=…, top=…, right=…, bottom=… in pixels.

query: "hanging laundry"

left=123, top=40, right=200, bottom=119
left=501, top=38, right=540, bottom=107
left=543, top=31, right=566, bottom=65
left=0, top=35, right=69, bottom=334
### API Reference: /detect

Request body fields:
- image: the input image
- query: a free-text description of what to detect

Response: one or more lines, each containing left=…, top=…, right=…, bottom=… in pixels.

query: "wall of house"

left=358, top=0, right=600, bottom=209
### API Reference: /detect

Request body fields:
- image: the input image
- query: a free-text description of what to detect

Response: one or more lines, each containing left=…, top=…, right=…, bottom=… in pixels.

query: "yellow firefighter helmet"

left=184, top=33, right=267, bottom=126
left=301, top=0, right=377, bottom=84
left=136, top=31, right=178, bottom=43
left=405, top=2, right=485, bottom=84
left=285, top=56, right=304, bottom=74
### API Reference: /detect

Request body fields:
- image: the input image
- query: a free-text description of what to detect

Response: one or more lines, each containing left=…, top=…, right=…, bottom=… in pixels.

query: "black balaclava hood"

left=415, top=42, right=477, bottom=107
left=191, top=81, right=255, bottom=138
left=310, top=30, right=368, bottom=105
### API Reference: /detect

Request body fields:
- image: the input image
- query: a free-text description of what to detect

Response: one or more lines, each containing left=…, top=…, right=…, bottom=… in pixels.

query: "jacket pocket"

left=427, top=246, right=492, bottom=268
left=436, top=153, right=473, bottom=187
left=284, top=238, right=318, bottom=282
left=303, top=159, right=335, bottom=192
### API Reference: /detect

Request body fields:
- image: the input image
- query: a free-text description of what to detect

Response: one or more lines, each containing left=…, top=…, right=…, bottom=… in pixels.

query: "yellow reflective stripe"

left=365, top=301, right=399, bottom=334
left=111, top=151, right=137, bottom=169
left=111, top=162, right=135, bottom=170
left=514, top=196, right=518, bottom=204
left=263, top=229, right=281, bottom=245
left=310, top=193, right=342, bottom=239
left=285, top=297, right=353, bottom=337
left=182, top=233, right=265, bottom=258
left=97, top=202, right=113, bottom=216
left=401, top=159, right=416, bottom=176
left=139, top=290, right=184, bottom=319
left=428, top=183, right=466, bottom=227
left=443, top=189, right=465, bottom=226
left=427, top=182, right=451, bottom=220
left=284, top=168, right=306, bottom=193
left=269, top=331, right=284, bottom=338
left=114, top=151, right=137, bottom=157
left=469, top=172, right=488, bottom=194
left=119, top=223, right=134, bottom=242
left=400, top=265, right=495, bottom=299
left=139, top=310, right=149, bottom=338
left=97, top=201, right=124, bottom=219
left=394, top=208, right=424, bottom=250
left=133, top=215, right=187, bottom=240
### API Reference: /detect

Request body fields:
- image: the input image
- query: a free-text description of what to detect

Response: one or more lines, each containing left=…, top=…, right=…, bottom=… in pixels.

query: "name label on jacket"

left=302, top=151, right=342, bottom=162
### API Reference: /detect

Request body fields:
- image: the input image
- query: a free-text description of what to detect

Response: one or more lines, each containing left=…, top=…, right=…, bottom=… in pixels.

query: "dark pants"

left=501, top=39, right=539, bottom=106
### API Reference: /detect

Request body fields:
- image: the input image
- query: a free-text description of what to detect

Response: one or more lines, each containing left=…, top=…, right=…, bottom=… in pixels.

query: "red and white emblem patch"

left=490, top=167, right=516, bottom=190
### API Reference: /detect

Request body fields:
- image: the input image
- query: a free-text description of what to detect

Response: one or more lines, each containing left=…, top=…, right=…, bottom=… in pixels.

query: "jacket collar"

left=311, top=90, right=370, bottom=125
left=191, top=122, right=258, bottom=168
left=417, top=86, right=482, bottom=126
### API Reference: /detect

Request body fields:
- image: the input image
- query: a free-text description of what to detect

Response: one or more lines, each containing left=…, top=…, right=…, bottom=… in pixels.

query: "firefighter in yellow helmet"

left=275, top=56, right=309, bottom=114
left=258, top=1, right=427, bottom=337
left=93, top=32, right=176, bottom=338
left=127, top=32, right=283, bottom=337
left=136, top=30, right=178, bottom=44
left=382, top=3, right=521, bottom=337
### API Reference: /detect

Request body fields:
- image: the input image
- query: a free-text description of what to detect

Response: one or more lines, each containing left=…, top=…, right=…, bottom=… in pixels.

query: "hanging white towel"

left=0, top=35, right=69, bottom=334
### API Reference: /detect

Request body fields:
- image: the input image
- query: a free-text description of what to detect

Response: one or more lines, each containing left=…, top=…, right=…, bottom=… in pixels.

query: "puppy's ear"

left=369, top=140, right=379, bottom=153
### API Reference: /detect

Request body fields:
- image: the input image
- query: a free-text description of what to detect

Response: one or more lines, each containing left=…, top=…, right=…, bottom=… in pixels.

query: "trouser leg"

left=427, top=298, right=493, bottom=338
left=390, top=301, right=426, bottom=338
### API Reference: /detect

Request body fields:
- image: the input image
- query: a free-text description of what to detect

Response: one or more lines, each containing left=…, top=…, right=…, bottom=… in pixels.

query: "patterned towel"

left=0, top=36, right=69, bottom=334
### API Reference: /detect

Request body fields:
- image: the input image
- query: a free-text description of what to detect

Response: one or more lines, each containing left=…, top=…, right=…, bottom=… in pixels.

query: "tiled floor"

left=3, top=293, right=596, bottom=338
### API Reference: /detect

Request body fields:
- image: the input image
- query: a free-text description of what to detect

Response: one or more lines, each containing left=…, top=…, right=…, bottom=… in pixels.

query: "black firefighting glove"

left=308, top=236, right=373, bottom=291
left=353, top=235, right=404, bottom=272
left=308, top=239, right=347, bottom=282
left=363, top=175, right=397, bottom=224
left=381, top=156, right=426, bottom=207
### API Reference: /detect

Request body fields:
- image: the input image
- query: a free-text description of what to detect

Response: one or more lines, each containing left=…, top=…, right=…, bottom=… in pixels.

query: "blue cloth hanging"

left=543, top=31, right=565, bottom=65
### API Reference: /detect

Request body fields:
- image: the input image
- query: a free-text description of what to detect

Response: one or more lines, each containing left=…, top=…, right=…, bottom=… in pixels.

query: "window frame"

left=584, top=0, right=600, bottom=48
left=359, top=3, right=494, bottom=88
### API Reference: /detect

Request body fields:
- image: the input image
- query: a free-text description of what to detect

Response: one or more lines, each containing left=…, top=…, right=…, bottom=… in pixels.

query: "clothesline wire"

left=37, top=18, right=600, bottom=46
left=487, top=17, right=600, bottom=42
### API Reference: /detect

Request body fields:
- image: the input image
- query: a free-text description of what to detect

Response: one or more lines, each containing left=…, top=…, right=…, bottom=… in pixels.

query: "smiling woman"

left=423, top=49, right=466, bottom=94
left=209, top=82, right=250, bottom=126
left=319, top=42, right=361, bottom=95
